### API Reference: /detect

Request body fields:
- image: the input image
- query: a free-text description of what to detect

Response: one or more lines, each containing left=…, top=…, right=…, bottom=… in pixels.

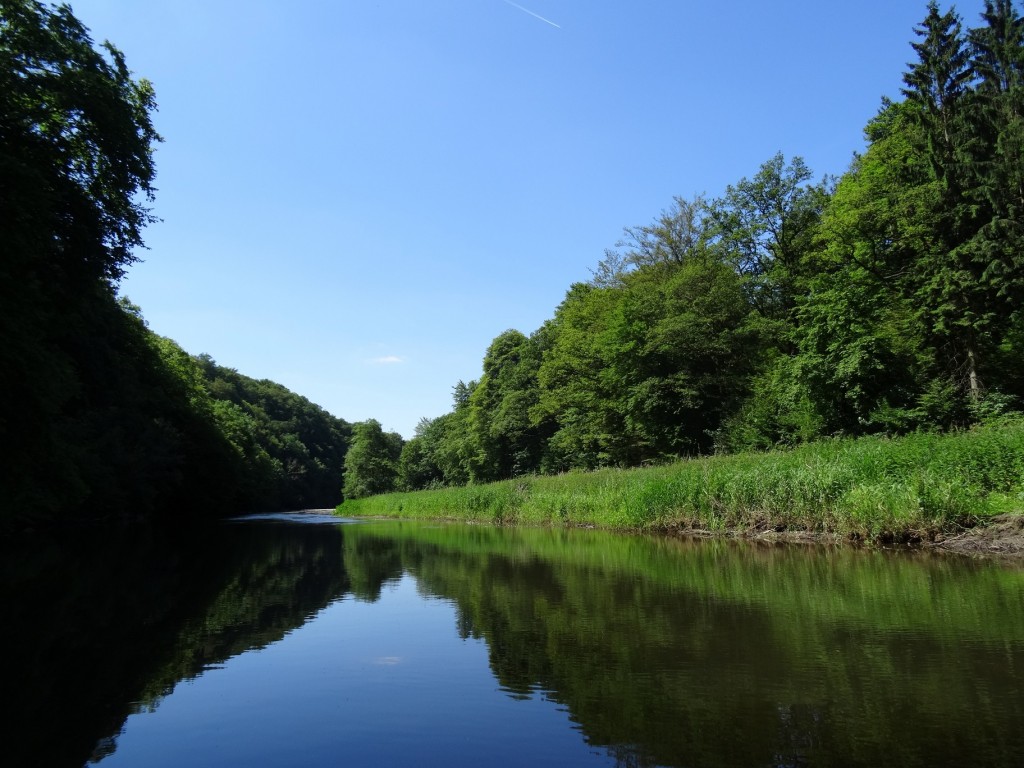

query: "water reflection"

left=341, top=522, right=1024, bottom=768
left=5, top=517, right=1024, bottom=767
left=3, top=518, right=354, bottom=767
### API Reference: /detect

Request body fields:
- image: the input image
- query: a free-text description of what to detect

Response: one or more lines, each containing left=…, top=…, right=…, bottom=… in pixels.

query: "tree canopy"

left=1, top=2, right=351, bottom=529
left=381, top=1, right=1024, bottom=496
left=6, top=1, right=1024, bottom=519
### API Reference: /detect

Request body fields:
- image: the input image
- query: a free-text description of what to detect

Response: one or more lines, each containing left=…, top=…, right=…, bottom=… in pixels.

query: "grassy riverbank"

left=336, top=420, right=1024, bottom=543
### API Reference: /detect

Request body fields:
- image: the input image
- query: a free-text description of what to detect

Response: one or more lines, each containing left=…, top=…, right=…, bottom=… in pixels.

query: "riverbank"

left=336, top=420, right=1024, bottom=554
left=659, top=513, right=1024, bottom=558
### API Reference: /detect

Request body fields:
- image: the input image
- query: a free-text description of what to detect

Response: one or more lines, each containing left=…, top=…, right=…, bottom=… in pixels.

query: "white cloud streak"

left=502, top=0, right=561, bottom=29
left=370, top=355, right=404, bottom=365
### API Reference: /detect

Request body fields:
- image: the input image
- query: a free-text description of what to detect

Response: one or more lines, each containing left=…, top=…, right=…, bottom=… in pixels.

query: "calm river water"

left=5, top=513, right=1024, bottom=767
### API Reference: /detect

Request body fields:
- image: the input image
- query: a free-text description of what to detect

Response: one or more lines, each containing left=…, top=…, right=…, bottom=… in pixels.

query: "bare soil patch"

left=928, top=514, right=1024, bottom=558
left=658, top=514, right=1024, bottom=560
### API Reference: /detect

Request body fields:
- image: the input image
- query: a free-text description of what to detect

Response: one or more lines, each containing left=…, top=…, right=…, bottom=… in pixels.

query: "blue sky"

left=69, top=0, right=986, bottom=437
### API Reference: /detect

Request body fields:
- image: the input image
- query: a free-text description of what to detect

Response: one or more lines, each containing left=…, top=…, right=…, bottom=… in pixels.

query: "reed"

left=337, top=420, right=1024, bottom=542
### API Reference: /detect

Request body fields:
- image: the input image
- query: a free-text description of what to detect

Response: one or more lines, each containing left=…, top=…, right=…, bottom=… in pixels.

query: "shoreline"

left=651, top=514, right=1024, bottom=559
left=337, top=511, right=1024, bottom=561
left=336, top=423, right=1024, bottom=560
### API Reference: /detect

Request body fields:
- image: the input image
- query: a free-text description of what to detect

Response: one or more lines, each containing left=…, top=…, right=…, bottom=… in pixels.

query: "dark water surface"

left=5, top=515, right=1024, bottom=767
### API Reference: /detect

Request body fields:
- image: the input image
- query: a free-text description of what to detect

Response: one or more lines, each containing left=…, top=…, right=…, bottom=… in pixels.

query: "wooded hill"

left=4, top=1, right=1023, bottom=528
left=342, top=1, right=1024, bottom=498
left=1, top=0, right=350, bottom=529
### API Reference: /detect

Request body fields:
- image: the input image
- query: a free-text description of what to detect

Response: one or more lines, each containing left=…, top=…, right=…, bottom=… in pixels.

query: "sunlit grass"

left=337, top=420, right=1024, bottom=542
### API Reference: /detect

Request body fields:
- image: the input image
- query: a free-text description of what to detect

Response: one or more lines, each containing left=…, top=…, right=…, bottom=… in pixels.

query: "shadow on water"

left=5, top=516, right=1024, bottom=767
left=3, top=515, right=366, bottom=767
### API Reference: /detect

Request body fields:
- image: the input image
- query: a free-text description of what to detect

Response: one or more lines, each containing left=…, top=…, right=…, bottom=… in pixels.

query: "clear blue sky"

left=69, top=0, right=986, bottom=438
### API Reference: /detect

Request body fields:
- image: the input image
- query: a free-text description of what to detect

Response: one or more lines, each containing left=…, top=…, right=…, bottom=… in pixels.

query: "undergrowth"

left=337, top=420, right=1024, bottom=542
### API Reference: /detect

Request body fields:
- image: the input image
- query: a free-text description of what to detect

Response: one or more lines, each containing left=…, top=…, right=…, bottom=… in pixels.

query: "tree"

left=198, top=357, right=352, bottom=509
left=397, top=417, right=450, bottom=491
left=970, top=0, right=1024, bottom=97
left=708, top=153, right=828, bottom=319
left=534, top=283, right=628, bottom=470
left=899, top=2, right=1024, bottom=403
left=795, top=99, right=962, bottom=432
left=591, top=195, right=712, bottom=287
left=1, top=0, right=160, bottom=284
left=342, top=420, right=403, bottom=500
left=0, top=1, right=169, bottom=527
left=606, top=260, right=763, bottom=458
left=902, top=1, right=972, bottom=197
left=966, top=0, right=1024, bottom=336
left=466, top=329, right=550, bottom=481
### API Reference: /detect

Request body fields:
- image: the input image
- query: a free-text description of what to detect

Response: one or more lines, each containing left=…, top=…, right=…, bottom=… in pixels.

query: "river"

left=5, top=513, right=1023, bottom=767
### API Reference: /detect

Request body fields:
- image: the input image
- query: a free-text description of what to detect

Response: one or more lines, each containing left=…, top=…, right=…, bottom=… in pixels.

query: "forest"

left=342, top=1, right=1024, bottom=500
left=0, top=0, right=350, bottom=530
left=3, top=1, right=1023, bottom=530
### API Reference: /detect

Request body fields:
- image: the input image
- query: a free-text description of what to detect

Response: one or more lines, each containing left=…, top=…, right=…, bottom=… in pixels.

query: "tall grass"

left=337, top=420, right=1024, bottom=541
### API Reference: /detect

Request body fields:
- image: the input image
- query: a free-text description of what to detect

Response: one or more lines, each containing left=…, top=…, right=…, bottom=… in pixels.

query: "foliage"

left=1, top=0, right=160, bottom=283
left=466, top=329, right=550, bottom=481
left=342, top=419, right=403, bottom=500
left=708, top=152, right=829, bottom=319
left=340, top=420, right=1024, bottom=542
left=0, top=1, right=351, bottom=528
left=1, top=0, right=168, bottom=527
left=379, top=2, right=1024, bottom=493
left=8, top=0, right=1024, bottom=523
left=590, top=194, right=712, bottom=287
left=197, top=356, right=352, bottom=510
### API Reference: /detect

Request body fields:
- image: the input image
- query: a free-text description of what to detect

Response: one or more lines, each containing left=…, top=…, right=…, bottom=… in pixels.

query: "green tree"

left=397, top=417, right=451, bottom=491
left=197, top=357, right=352, bottom=509
left=0, top=0, right=183, bottom=527
left=409, top=383, right=482, bottom=487
left=466, top=329, right=550, bottom=481
left=708, top=153, right=828, bottom=319
left=902, top=1, right=973, bottom=197
left=342, top=419, right=403, bottom=499
left=534, top=283, right=627, bottom=470
left=606, top=259, right=763, bottom=458
left=794, top=101, right=944, bottom=433
left=970, top=0, right=1024, bottom=97
left=891, top=2, right=1024, bottom=406
left=965, top=0, right=1024, bottom=393
left=1, top=0, right=160, bottom=283
left=591, top=194, right=712, bottom=287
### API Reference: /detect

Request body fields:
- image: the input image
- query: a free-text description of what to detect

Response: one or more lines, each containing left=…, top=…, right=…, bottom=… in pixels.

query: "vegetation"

left=338, top=1, right=1024, bottom=502
left=198, top=356, right=352, bottom=512
left=341, top=418, right=403, bottom=500
left=0, top=0, right=350, bottom=530
left=339, top=419, right=1024, bottom=542
left=5, top=0, right=1024, bottom=531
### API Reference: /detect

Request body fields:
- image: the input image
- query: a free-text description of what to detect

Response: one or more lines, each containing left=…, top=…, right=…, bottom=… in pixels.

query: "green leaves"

left=199, top=359, right=352, bottom=509
left=356, top=3, right=1024, bottom=496
left=343, top=419, right=403, bottom=500
left=1, top=0, right=160, bottom=283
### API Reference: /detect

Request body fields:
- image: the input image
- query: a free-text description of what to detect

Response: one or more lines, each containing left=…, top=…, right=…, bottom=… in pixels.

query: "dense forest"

left=5, top=1, right=1024, bottom=527
left=339, top=1, right=1024, bottom=499
left=0, top=0, right=351, bottom=530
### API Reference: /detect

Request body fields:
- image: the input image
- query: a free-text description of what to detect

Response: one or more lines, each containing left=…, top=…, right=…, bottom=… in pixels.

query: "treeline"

left=198, top=355, right=352, bottom=511
left=342, top=1, right=1024, bottom=499
left=1, top=0, right=350, bottom=530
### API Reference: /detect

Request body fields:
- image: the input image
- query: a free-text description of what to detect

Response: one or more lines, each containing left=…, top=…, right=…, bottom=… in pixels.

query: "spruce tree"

left=901, top=3, right=987, bottom=402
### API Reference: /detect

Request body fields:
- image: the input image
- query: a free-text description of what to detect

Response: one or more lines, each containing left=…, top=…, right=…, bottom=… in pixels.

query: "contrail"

left=502, top=0, right=560, bottom=28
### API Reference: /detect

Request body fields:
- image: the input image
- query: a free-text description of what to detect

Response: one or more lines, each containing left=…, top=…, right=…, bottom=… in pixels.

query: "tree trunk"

left=966, top=344, right=981, bottom=401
